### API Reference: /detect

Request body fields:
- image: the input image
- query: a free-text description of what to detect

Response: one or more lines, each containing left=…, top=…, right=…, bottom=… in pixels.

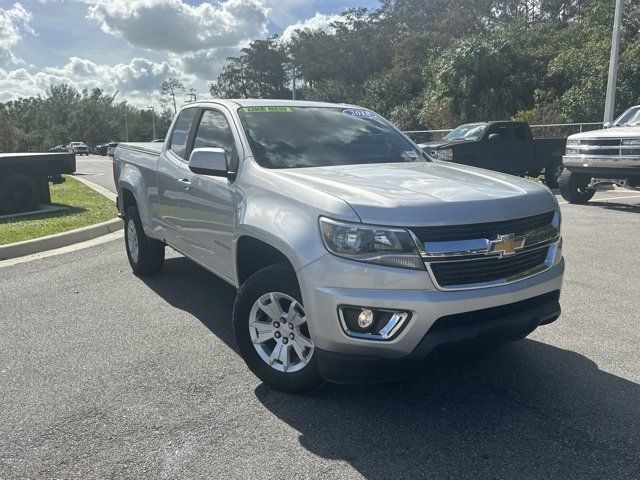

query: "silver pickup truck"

left=113, top=100, right=564, bottom=393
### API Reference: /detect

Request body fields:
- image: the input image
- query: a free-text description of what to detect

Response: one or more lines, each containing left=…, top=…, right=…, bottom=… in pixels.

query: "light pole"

left=292, top=64, right=296, bottom=100
left=147, top=106, right=156, bottom=140
left=604, top=0, right=624, bottom=124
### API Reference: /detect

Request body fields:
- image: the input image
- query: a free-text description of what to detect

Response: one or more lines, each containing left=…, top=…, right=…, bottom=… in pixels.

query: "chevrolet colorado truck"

left=113, top=100, right=564, bottom=393
left=561, top=105, right=640, bottom=203
left=419, top=121, right=566, bottom=188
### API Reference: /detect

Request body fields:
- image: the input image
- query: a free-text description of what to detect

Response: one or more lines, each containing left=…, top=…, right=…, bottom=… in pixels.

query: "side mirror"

left=603, top=121, right=611, bottom=129
left=188, top=147, right=229, bottom=177
left=488, top=133, right=501, bottom=141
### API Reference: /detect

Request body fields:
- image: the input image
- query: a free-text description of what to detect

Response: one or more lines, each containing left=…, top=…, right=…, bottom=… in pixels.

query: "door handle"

left=178, top=178, right=191, bottom=190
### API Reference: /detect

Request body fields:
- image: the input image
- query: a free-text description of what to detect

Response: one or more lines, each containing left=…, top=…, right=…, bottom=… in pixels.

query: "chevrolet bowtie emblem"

left=487, top=234, right=526, bottom=257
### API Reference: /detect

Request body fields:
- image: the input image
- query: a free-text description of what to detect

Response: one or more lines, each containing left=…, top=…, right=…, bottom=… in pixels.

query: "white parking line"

left=558, top=194, right=640, bottom=204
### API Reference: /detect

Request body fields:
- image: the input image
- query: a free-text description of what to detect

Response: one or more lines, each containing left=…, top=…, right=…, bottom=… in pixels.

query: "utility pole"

left=292, top=65, right=296, bottom=101
left=604, top=0, right=624, bottom=124
left=147, top=107, right=156, bottom=140
left=124, top=113, right=129, bottom=142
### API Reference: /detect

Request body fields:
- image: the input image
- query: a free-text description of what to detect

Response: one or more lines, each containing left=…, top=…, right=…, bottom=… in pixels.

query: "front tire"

left=544, top=161, right=563, bottom=189
left=124, top=205, right=165, bottom=275
left=559, top=170, right=595, bottom=204
left=233, top=263, right=324, bottom=394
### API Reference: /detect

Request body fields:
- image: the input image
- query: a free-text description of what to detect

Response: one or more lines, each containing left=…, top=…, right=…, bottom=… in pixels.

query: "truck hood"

left=277, top=162, right=557, bottom=226
left=418, top=140, right=469, bottom=150
left=569, top=126, right=640, bottom=140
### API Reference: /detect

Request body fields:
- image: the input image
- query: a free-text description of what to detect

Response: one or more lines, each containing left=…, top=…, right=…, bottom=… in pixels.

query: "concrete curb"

left=72, top=175, right=117, bottom=202
left=0, top=175, right=122, bottom=261
left=0, top=218, right=123, bottom=261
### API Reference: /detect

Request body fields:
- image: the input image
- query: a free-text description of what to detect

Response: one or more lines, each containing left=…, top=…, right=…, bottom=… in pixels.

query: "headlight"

left=319, top=217, right=424, bottom=270
left=565, top=147, right=579, bottom=154
left=433, top=148, right=453, bottom=161
left=622, top=139, right=640, bottom=145
left=566, top=139, right=580, bottom=146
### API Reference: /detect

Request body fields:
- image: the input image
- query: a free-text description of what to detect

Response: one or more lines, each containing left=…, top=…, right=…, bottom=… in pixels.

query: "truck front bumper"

left=297, top=253, right=564, bottom=384
left=563, top=155, right=640, bottom=175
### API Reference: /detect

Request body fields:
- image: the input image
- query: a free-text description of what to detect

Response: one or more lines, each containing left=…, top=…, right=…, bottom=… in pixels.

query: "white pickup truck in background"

left=561, top=105, right=640, bottom=203
left=113, top=100, right=564, bottom=393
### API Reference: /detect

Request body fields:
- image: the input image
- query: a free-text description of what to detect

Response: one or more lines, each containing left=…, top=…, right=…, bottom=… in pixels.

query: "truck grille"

left=411, top=211, right=554, bottom=242
left=570, top=139, right=640, bottom=156
left=429, top=246, right=550, bottom=287
left=409, top=211, right=559, bottom=290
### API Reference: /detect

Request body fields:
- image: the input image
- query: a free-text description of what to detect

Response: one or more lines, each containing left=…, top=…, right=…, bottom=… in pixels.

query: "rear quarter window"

left=169, top=108, right=197, bottom=159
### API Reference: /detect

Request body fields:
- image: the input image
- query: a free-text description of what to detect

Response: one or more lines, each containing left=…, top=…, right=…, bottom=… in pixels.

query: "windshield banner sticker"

left=242, top=106, right=292, bottom=113
left=343, top=109, right=377, bottom=118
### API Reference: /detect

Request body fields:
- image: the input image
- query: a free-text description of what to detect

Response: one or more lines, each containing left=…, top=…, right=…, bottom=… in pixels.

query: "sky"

left=0, top=0, right=378, bottom=107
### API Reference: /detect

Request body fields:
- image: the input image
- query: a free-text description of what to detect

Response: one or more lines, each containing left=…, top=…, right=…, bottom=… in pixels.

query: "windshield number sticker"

left=343, top=109, right=376, bottom=118
left=242, top=106, right=292, bottom=113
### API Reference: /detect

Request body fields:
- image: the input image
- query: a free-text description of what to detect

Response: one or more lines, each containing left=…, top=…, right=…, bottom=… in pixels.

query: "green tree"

left=161, top=78, right=186, bottom=114
left=210, top=37, right=290, bottom=99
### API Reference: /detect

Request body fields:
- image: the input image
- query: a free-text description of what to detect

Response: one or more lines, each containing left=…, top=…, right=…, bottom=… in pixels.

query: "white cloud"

left=280, top=12, right=339, bottom=42
left=0, top=2, right=35, bottom=67
left=86, top=0, right=269, bottom=53
left=169, top=45, right=246, bottom=81
left=0, top=56, right=177, bottom=105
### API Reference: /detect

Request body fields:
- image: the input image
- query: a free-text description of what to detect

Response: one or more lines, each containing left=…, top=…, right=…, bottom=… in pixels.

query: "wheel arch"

left=235, top=235, right=297, bottom=286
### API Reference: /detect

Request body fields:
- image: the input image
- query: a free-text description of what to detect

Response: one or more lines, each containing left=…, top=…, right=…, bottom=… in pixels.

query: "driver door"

left=173, top=108, right=238, bottom=280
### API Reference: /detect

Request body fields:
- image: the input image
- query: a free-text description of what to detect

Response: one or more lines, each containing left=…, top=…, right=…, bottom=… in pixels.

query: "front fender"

left=233, top=198, right=329, bottom=274
left=232, top=161, right=360, bottom=274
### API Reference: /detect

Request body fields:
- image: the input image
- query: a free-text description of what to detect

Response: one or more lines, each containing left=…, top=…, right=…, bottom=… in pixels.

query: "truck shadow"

left=140, top=256, right=640, bottom=479
left=138, top=254, right=238, bottom=351
left=587, top=200, right=640, bottom=214
left=256, top=341, right=640, bottom=479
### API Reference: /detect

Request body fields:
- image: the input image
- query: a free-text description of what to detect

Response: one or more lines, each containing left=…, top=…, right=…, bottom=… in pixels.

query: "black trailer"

left=0, top=152, right=76, bottom=215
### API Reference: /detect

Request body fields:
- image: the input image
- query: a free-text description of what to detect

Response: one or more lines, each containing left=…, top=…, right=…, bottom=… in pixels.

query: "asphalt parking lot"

left=1, top=163, right=639, bottom=478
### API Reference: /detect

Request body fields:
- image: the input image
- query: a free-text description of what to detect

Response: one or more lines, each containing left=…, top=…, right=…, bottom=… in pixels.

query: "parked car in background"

left=113, top=100, right=564, bottom=393
left=561, top=105, right=640, bottom=203
left=67, top=142, right=89, bottom=156
left=48, top=145, right=67, bottom=152
left=106, top=142, right=119, bottom=156
left=94, top=144, right=109, bottom=156
left=419, top=121, right=566, bottom=188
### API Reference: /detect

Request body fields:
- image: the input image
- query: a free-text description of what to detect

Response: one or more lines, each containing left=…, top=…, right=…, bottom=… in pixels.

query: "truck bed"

left=117, top=142, right=163, bottom=156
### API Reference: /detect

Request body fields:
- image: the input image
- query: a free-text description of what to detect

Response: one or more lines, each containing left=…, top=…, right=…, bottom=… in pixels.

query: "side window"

left=509, top=125, right=527, bottom=141
left=488, top=125, right=510, bottom=141
left=169, top=107, right=197, bottom=159
left=193, top=109, right=236, bottom=156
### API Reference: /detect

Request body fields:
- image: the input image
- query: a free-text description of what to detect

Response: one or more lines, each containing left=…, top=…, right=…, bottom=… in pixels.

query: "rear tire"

left=544, top=161, right=563, bottom=189
left=559, top=170, right=595, bottom=204
left=124, top=205, right=165, bottom=275
left=0, top=174, right=40, bottom=214
left=233, top=263, right=324, bottom=394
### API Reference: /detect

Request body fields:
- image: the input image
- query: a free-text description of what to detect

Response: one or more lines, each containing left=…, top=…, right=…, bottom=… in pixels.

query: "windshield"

left=612, top=107, right=640, bottom=126
left=443, top=123, right=487, bottom=141
left=238, top=106, right=426, bottom=169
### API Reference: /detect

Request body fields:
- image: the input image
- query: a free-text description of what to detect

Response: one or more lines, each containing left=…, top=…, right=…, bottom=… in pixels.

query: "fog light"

left=357, top=309, right=374, bottom=329
left=339, top=306, right=411, bottom=341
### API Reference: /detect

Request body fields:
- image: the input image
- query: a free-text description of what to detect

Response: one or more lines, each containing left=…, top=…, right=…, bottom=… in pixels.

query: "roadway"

left=74, top=154, right=116, bottom=193
left=1, top=166, right=639, bottom=479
